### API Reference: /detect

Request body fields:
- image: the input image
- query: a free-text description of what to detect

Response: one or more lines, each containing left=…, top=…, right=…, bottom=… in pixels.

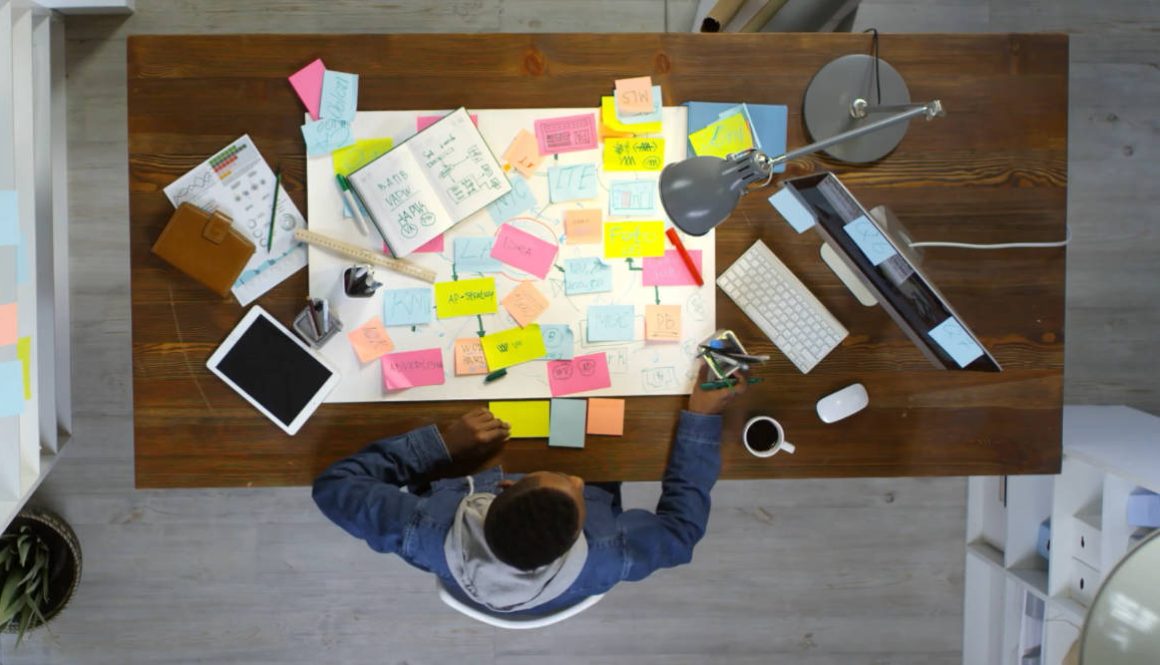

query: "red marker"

left=665, top=227, right=704, bottom=287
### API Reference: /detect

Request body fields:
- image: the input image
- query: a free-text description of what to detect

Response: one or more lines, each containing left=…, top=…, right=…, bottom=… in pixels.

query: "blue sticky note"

left=301, top=118, right=355, bottom=157
left=319, top=70, right=359, bottom=123
left=768, top=187, right=815, bottom=233
left=564, top=258, right=613, bottom=295
left=843, top=215, right=897, bottom=266
left=686, top=101, right=787, bottom=172
left=382, top=287, right=433, bottom=326
left=453, top=237, right=503, bottom=273
left=615, top=85, right=663, bottom=125
left=549, top=398, right=587, bottom=448
left=928, top=317, right=985, bottom=368
left=0, top=361, right=23, bottom=418
left=540, top=324, right=575, bottom=360
left=487, top=175, right=538, bottom=224
left=587, top=305, right=634, bottom=342
left=608, top=180, right=656, bottom=217
left=0, top=190, right=18, bottom=246
left=547, top=164, right=598, bottom=203
left=15, top=233, right=26, bottom=284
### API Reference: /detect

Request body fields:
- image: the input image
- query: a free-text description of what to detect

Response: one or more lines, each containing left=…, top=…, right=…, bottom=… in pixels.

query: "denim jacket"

left=312, top=410, right=722, bottom=615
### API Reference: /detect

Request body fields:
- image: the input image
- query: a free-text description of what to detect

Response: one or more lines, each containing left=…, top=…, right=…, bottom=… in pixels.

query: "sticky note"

left=928, top=317, right=985, bottom=368
left=302, top=118, right=355, bottom=157
left=615, top=76, right=654, bottom=114
left=603, top=221, right=665, bottom=259
left=347, top=316, right=396, bottom=364
left=564, top=258, right=613, bottom=295
left=608, top=180, right=656, bottom=217
left=645, top=305, right=682, bottom=342
left=843, top=215, right=897, bottom=266
left=600, top=97, right=662, bottom=135
left=0, top=247, right=15, bottom=302
left=490, top=224, right=558, bottom=280
left=481, top=325, right=548, bottom=371
left=319, top=70, right=359, bottom=123
left=549, top=399, right=588, bottom=448
left=381, top=348, right=445, bottom=390
left=587, top=305, right=635, bottom=342
left=332, top=138, right=395, bottom=176
left=489, top=401, right=550, bottom=438
left=288, top=58, right=326, bottom=121
left=383, top=287, right=433, bottom=326
left=587, top=398, right=625, bottom=436
left=412, top=234, right=445, bottom=254
left=688, top=112, right=754, bottom=159
left=0, top=190, right=19, bottom=246
left=502, top=129, right=544, bottom=178
left=603, top=138, right=665, bottom=172
left=540, top=324, right=575, bottom=360
left=547, top=353, right=612, bottom=397
left=0, top=361, right=22, bottom=418
left=16, top=337, right=30, bottom=400
left=642, top=250, right=703, bottom=287
left=718, top=104, right=763, bottom=149
left=502, top=282, right=549, bottom=327
left=454, top=338, right=489, bottom=376
left=534, top=113, right=599, bottom=155
left=547, top=164, right=598, bottom=203
left=486, top=175, right=538, bottom=225
left=0, top=302, right=16, bottom=346
left=768, top=187, right=816, bottom=233
left=614, top=85, right=663, bottom=125
left=453, top=237, right=503, bottom=273
left=417, top=113, right=478, bottom=133
left=564, top=209, right=602, bottom=245
left=435, top=277, right=497, bottom=319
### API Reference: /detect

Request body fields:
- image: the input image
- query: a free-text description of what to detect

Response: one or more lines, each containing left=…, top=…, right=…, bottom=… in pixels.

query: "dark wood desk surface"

left=128, top=33, right=1066, bottom=489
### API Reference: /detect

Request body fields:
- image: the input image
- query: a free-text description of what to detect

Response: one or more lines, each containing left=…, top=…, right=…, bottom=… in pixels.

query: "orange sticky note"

left=0, top=303, right=16, bottom=346
left=347, top=316, right=395, bottom=363
left=564, top=209, right=603, bottom=245
left=502, top=129, right=544, bottom=178
left=615, top=76, right=653, bottom=114
left=454, top=337, right=489, bottom=376
left=587, top=398, right=625, bottom=436
left=502, top=282, right=549, bottom=328
left=644, top=305, right=682, bottom=342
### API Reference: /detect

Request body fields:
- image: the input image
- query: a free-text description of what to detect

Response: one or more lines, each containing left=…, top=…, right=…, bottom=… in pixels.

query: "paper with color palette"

left=481, top=324, right=547, bottom=371
left=547, top=353, right=611, bottom=397
left=381, top=348, right=445, bottom=390
left=434, top=277, right=497, bottom=319
left=549, top=399, right=587, bottom=448
left=490, top=224, right=558, bottom=279
left=489, top=400, right=550, bottom=438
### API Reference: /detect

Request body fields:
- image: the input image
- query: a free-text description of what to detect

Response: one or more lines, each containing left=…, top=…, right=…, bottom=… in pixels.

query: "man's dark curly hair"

left=484, top=481, right=581, bottom=571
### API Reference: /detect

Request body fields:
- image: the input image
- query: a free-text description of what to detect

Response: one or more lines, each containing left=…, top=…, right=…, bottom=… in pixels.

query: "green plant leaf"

left=0, top=594, right=20, bottom=626
left=16, top=602, right=34, bottom=646
left=0, top=573, right=21, bottom=619
left=18, top=537, right=30, bottom=566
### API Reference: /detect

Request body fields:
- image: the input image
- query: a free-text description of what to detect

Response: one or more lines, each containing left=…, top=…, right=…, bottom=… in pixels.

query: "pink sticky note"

left=490, top=225, right=558, bottom=280
left=547, top=353, right=612, bottom=397
left=615, top=76, right=654, bottom=114
left=534, top=113, right=599, bottom=155
left=0, top=303, right=16, bottom=346
left=642, top=250, right=703, bottom=286
left=289, top=58, right=326, bottom=121
left=381, top=348, right=446, bottom=390
left=412, top=234, right=445, bottom=253
left=417, top=113, right=479, bottom=132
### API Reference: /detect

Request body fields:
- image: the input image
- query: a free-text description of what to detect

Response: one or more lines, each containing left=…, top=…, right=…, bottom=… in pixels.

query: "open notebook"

left=348, top=108, right=511, bottom=257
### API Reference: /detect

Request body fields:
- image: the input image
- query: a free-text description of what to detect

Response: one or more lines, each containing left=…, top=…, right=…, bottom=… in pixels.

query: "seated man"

left=312, top=369, right=747, bottom=615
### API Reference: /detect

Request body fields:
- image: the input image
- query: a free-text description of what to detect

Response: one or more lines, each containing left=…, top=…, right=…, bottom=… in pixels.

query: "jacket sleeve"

left=311, top=424, right=451, bottom=554
left=617, top=410, right=723, bottom=581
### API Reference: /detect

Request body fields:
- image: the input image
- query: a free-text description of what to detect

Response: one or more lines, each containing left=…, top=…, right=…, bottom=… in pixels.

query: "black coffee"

left=746, top=419, right=779, bottom=451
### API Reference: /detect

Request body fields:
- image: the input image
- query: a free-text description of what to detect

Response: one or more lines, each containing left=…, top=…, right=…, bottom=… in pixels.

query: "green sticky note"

left=548, top=399, right=587, bottom=449
left=16, top=336, right=30, bottom=400
left=489, top=400, right=550, bottom=438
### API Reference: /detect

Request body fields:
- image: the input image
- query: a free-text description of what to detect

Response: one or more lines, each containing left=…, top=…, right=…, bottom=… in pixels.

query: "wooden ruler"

left=293, top=228, right=437, bottom=283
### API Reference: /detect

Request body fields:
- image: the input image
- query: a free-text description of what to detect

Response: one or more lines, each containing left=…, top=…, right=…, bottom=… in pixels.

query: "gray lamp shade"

left=659, top=156, right=749, bottom=237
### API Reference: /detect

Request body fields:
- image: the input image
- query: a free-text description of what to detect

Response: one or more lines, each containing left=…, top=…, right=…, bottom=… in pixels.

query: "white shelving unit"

left=962, top=405, right=1160, bottom=665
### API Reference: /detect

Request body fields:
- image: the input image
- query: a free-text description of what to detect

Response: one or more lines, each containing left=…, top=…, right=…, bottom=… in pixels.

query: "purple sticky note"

left=412, top=234, right=445, bottom=254
left=547, top=353, right=612, bottom=397
left=417, top=113, right=479, bottom=133
left=381, top=348, right=445, bottom=390
left=490, top=224, right=558, bottom=280
left=642, top=250, right=703, bottom=286
left=534, top=113, right=598, bottom=155
left=289, top=58, right=326, bottom=121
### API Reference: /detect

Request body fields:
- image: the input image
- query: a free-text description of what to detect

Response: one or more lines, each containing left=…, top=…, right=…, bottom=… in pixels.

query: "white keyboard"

left=717, top=240, right=848, bottom=373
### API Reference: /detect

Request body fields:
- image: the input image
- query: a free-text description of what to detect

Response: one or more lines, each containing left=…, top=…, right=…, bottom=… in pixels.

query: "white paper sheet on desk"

left=163, top=135, right=307, bottom=306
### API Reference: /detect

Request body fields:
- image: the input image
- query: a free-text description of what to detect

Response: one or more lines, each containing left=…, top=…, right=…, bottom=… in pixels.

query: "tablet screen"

left=214, top=314, right=334, bottom=427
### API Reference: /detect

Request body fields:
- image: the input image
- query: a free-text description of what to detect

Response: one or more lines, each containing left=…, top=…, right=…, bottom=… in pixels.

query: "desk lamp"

left=1073, top=529, right=1160, bottom=664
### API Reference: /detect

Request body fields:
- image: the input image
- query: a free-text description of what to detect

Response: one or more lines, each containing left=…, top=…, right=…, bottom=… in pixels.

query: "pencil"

left=266, top=168, right=282, bottom=251
left=699, top=377, right=764, bottom=391
left=665, top=228, right=704, bottom=286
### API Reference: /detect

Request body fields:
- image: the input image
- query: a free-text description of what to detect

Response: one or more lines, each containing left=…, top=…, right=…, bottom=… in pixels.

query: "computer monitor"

left=779, top=172, right=1001, bottom=372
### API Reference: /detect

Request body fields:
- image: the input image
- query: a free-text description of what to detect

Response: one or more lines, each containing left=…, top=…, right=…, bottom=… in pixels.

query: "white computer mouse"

left=816, top=383, right=869, bottom=424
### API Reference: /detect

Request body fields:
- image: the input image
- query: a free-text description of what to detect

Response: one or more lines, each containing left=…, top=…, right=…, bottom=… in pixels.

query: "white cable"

left=909, top=227, right=1071, bottom=250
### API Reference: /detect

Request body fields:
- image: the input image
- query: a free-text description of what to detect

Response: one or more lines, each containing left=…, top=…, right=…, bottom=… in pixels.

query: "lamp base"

left=803, top=54, right=911, bottom=163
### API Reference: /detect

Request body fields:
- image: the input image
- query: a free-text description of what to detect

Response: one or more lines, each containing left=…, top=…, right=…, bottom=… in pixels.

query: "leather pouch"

left=151, top=203, right=255, bottom=298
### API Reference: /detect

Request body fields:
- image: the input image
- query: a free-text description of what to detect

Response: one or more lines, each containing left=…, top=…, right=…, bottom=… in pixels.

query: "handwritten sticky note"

left=491, top=224, right=558, bottom=279
left=547, top=164, right=598, bottom=203
left=608, top=180, right=656, bottom=217
left=453, top=237, right=503, bottom=273
left=502, top=129, right=544, bottom=178
left=642, top=250, right=703, bottom=286
left=688, top=112, right=753, bottom=159
left=454, top=337, right=489, bottom=376
left=0, top=361, right=22, bottom=418
left=645, top=305, right=682, bottom=342
left=718, top=104, right=763, bottom=149
left=0, top=190, right=19, bottom=246
left=768, top=187, right=816, bottom=233
left=302, top=118, right=355, bottom=157
left=502, top=282, right=549, bottom=327
left=381, top=348, right=445, bottom=390
left=0, top=248, right=15, bottom=303
left=844, top=215, right=897, bottom=266
left=481, top=324, right=547, bottom=371
left=288, top=58, right=326, bottom=121
left=534, top=113, right=599, bottom=155
left=489, top=400, right=550, bottom=438
left=549, top=398, right=588, bottom=448
left=435, top=277, right=497, bottom=319
left=928, top=317, right=985, bottom=368
left=564, top=258, right=613, bottom=295
left=0, top=303, right=16, bottom=346
left=603, top=221, right=665, bottom=259
left=412, top=234, right=444, bottom=254
left=486, top=175, right=538, bottom=225
left=600, top=97, right=662, bottom=135
left=564, top=209, right=602, bottom=245
left=587, top=398, right=625, bottom=436
left=319, top=70, right=359, bottom=122
left=540, top=324, right=575, bottom=360
left=383, top=287, right=433, bottom=326
left=603, top=138, right=665, bottom=172
left=332, top=138, right=395, bottom=176
left=16, top=337, right=30, bottom=400
left=347, top=316, right=396, bottom=364
left=615, top=85, right=663, bottom=124
left=417, top=112, right=478, bottom=133
left=547, top=353, right=612, bottom=397
left=587, top=305, right=635, bottom=342
left=615, top=76, right=654, bottom=114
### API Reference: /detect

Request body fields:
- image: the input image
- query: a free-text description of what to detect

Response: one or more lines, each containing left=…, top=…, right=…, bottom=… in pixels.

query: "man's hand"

left=688, top=364, right=749, bottom=415
left=440, top=408, right=511, bottom=461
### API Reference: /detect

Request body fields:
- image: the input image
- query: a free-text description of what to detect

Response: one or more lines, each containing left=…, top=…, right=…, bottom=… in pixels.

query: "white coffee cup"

left=742, top=416, right=796, bottom=458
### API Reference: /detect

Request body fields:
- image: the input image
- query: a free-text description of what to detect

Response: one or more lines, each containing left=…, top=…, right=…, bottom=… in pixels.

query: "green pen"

left=700, top=377, right=764, bottom=391
left=266, top=168, right=282, bottom=251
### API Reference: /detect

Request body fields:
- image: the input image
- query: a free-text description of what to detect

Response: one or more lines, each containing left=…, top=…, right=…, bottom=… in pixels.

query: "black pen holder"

left=293, top=306, right=342, bottom=348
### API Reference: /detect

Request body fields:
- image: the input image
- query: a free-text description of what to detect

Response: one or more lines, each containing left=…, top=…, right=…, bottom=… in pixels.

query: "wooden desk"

left=128, top=33, right=1067, bottom=488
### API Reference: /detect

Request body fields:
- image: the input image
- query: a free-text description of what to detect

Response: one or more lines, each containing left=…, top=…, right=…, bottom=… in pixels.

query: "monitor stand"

left=820, top=205, right=924, bottom=308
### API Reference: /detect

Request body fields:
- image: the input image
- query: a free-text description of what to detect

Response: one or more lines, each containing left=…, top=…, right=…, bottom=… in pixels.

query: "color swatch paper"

left=540, top=324, right=575, bottom=360
left=481, top=325, right=547, bottom=371
left=603, top=138, right=665, bottom=171
left=587, top=398, right=625, bottom=436
left=288, top=58, right=325, bottom=121
left=645, top=305, right=682, bottom=342
left=608, top=180, right=657, bottom=217
left=928, top=317, right=985, bottom=368
left=603, top=221, right=665, bottom=258
left=547, top=353, right=612, bottom=397
left=382, top=287, right=433, bottom=326
left=454, top=337, right=489, bottom=376
left=502, top=282, right=549, bottom=327
left=490, top=224, right=558, bottom=279
left=454, top=237, right=503, bottom=273
left=844, top=215, right=897, bottom=266
left=564, top=258, right=613, bottom=295
left=549, top=398, right=588, bottom=448
left=319, top=70, right=359, bottom=123
left=486, top=175, right=538, bottom=225
left=587, top=305, right=635, bottom=342
left=564, top=209, right=602, bottom=245
left=642, top=250, right=703, bottom=286
left=534, top=113, right=599, bottom=155
left=502, top=129, right=544, bottom=178
left=381, top=348, right=445, bottom=390
left=347, top=316, right=395, bottom=364
left=489, top=400, right=550, bottom=438
left=547, top=164, right=598, bottom=203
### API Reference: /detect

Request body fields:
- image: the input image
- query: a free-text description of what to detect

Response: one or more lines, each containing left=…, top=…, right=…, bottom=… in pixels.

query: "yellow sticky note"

left=481, top=324, right=547, bottom=371
left=16, top=336, right=31, bottom=400
left=454, top=337, right=489, bottom=376
left=645, top=305, right=682, bottom=342
left=603, top=137, right=665, bottom=172
left=332, top=138, right=395, bottom=175
left=347, top=316, right=396, bottom=364
left=489, top=400, right=551, bottom=438
left=600, top=97, right=662, bottom=135
left=603, top=221, right=665, bottom=258
left=564, top=209, right=603, bottom=245
left=434, top=277, right=497, bottom=319
left=688, top=113, right=754, bottom=159
left=502, top=129, right=544, bottom=178
left=502, top=282, right=549, bottom=328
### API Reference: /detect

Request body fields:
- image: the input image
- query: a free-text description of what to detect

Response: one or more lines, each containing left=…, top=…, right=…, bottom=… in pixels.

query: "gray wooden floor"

left=4, top=0, right=1158, bottom=663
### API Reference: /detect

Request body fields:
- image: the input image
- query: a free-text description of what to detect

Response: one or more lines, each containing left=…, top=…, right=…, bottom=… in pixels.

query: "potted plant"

left=0, top=510, right=82, bottom=646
